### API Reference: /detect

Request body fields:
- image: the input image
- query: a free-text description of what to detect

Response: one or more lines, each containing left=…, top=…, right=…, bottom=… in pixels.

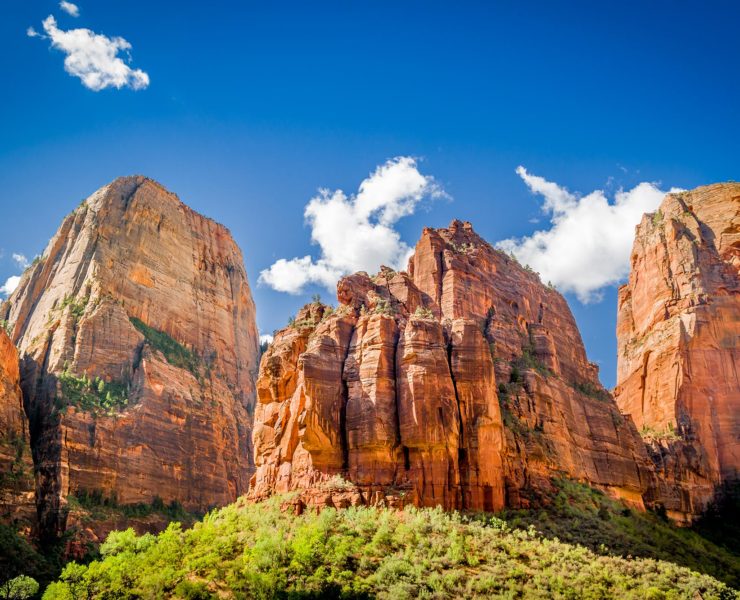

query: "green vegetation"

left=516, top=345, right=552, bottom=378
left=412, top=306, right=434, bottom=319
left=640, top=424, right=681, bottom=442
left=70, top=490, right=195, bottom=524
left=0, top=525, right=59, bottom=594
left=500, top=480, right=740, bottom=590
left=691, top=482, right=740, bottom=556
left=42, top=492, right=738, bottom=599
left=570, top=379, right=612, bottom=402
left=372, top=298, right=393, bottom=316
left=449, top=241, right=475, bottom=254
left=0, top=433, right=30, bottom=488
left=58, top=294, right=89, bottom=321
left=0, top=320, right=11, bottom=336
left=58, top=368, right=128, bottom=416
left=0, top=575, right=39, bottom=600
left=130, top=317, right=200, bottom=375
left=289, top=315, right=317, bottom=329
left=651, top=210, right=664, bottom=227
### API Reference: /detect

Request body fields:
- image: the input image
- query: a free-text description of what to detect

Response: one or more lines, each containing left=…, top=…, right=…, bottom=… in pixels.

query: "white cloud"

left=59, top=1, right=80, bottom=17
left=12, top=254, right=29, bottom=269
left=259, top=157, right=445, bottom=294
left=30, top=15, right=149, bottom=91
left=1, top=276, right=20, bottom=297
left=498, top=166, right=678, bottom=303
left=259, top=334, right=274, bottom=346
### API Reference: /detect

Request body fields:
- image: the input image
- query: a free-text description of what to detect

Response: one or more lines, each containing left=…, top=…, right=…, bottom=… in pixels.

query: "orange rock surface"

left=250, top=221, right=654, bottom=511
left=615, top=183, right=740, bottom=520
left=1, top=176, right=260, bottom=539
left=0, top=329, right=35, bottom=525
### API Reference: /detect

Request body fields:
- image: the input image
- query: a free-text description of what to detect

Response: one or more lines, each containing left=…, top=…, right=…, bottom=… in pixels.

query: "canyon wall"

left=615, top=183, right=740, bottom=521
left=0, top=329, right=35, bottom=527
left=1, top=176, right=260, bottom=540
left=250, top=220, right=654, bottom=511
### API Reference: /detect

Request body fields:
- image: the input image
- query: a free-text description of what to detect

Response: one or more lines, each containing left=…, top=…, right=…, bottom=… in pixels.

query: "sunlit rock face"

left=615, top=183, right=740, bottom=522
left=250, top=220, right=654, bottom=512
left=1, top=176, right=260, bottom=540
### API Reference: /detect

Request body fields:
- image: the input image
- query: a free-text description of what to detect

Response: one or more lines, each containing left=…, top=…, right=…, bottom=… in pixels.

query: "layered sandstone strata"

left=0, top=329, right=35, bottom=526
left=1, top=176, right=259, bottom=540
left=615, top=183, right=740, bottom=520
left=250, top=220, right=654, bottom=511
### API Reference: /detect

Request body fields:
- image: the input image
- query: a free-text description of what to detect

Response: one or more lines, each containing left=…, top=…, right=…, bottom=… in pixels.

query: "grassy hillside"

left=42, top=488, right=739, bottom=600
left=500, top=480, right=740, bottom=589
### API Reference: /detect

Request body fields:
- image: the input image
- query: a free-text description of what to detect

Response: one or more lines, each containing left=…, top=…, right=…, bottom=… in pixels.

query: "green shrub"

left=71, top=490, right=193, bottom=523
left=0, top=575, right=39, bottom=600
left=570, top=379, right=612, bottom=402
left=58, top=295, right=89, bottom=321
left=42, top=494, right=739, bottom=599
left=499, top=479, right=740, bottom=589
left=130, top=317, right=200, bottom=375
left=412, top=306, right=434, bottom=319
left=58, top=369, right=128, bottom=415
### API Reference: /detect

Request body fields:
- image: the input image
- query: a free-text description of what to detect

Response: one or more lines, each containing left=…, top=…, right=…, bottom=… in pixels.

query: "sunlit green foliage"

left=43, top=493, right=738, bottom=599
left=130, top=317, right=200, bottom=375
left=0, top=575, right=39, bottom=600
left=58, top=369, right=128, bottom=415
left=58, top=294, right=89, bottom=321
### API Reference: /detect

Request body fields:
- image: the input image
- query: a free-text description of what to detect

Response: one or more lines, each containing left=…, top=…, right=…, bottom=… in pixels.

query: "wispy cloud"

left=0, top=276, right=20, bottom=297
left=497, top=166, right=678, bottom=303
left=59, top=1, right=80, bottom=17
left=28, top=15, right=149, bottom=91
left=259, top=157, right=446, bottom=294
left=12, top=254, right=29, bottom=269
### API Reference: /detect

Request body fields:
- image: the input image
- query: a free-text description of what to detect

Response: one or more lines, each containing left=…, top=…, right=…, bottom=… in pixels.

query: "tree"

left=0, top=576, right=39, bottom=600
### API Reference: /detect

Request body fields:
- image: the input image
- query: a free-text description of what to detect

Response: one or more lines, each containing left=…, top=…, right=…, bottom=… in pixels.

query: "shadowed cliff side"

left=0, top=329, right=35, bottom=528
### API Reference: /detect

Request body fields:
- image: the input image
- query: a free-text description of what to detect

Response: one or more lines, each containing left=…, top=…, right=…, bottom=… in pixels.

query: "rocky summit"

left=615, top=182, right=740, bottom=521
left=250, top=220, right=656, bottom=512
left=0, top=176, right=260, bottom=542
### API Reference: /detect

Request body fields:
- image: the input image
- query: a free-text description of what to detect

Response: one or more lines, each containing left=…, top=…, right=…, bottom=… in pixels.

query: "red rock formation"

left=0, top=329, right=35, bottom=526
left=615, top=183, right=740, bottom=521
left=1, top=176, right=260, bottom=540
left=250, top=221, right=654, bottom=512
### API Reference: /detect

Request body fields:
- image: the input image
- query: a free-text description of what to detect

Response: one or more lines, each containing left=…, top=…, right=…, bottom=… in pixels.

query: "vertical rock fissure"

left=339, top=328, right=353, bottom=472
left=445, top=333, right=466, bottom=509
left=391, top=324, right=405, bottom=479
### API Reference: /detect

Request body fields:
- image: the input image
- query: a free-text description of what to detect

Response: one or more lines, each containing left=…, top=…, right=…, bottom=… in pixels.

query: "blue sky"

left=1, top=1, right=738, bottom=387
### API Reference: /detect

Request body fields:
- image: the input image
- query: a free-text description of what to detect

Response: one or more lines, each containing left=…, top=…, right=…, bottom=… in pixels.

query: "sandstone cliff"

left=250, top=220, right=654, bottom=511
left=0, top=329, right=35, bottom=527
left=615, top=183, right=740, bottom=521
left=1, top=176, right=260, bottom=541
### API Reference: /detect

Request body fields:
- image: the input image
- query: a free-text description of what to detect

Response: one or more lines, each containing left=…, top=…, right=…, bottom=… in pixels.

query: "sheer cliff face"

left=251, top=220, right=653, bottom=511
left=615, top=183, right=740, bottom=519
left=0, top=330, right=35, bottom=526
left=1, top=176, right=259, bottom=539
